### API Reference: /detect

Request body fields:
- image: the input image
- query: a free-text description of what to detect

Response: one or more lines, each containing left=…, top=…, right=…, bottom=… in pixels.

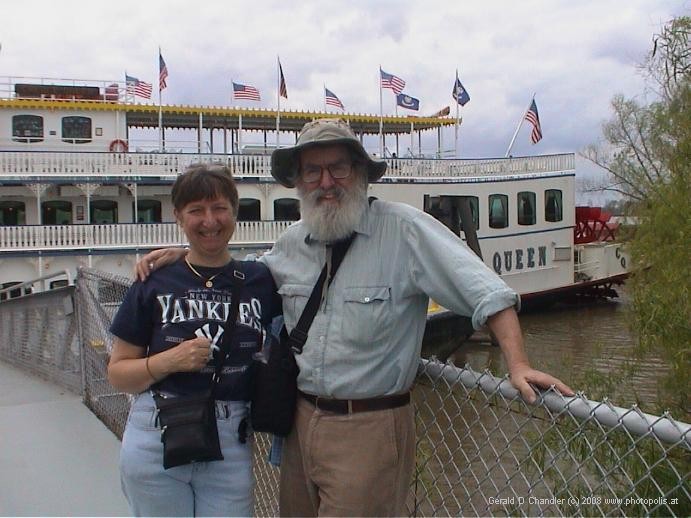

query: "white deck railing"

left=0, top=221, right=293, bottom=252
left=0, top=151, right=575, bottom=180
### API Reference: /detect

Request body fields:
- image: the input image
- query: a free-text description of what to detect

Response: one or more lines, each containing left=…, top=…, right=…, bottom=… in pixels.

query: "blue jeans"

left=119, top=391, right=253, bottom=517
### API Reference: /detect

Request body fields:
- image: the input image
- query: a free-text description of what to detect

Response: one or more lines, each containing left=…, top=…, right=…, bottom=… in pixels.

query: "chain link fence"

left=1, top=266, right=689, bottom=516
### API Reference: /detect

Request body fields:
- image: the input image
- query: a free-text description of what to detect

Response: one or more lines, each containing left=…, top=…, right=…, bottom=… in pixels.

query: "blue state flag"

left=452, top=77, right=470, bottom=106
left=396, top=93, right=420, bottom=111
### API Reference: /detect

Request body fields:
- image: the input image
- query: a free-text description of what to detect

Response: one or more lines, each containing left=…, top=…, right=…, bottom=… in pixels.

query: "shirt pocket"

left=341, top=286, right=392, bottom=345
left=277, top=284, right=313, bottom=330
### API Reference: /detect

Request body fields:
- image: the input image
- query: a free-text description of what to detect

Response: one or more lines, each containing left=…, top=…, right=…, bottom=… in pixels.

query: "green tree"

left=583, top=16, right=690, bottom=420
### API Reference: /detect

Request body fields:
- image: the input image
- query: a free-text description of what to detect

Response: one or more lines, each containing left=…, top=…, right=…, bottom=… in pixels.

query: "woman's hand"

left=135, top=248, right=188, bottom=281
left=164, top=337, right=213, bottom=373
left=108, top=337, right=213, bottom=394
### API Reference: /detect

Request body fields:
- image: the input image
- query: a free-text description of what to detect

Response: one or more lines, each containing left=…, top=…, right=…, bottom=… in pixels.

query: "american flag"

left=380, top=68, right=405, bottom=94
left=125, top=75, right=152, bottom=99
left=278, top=60, right=288, bottom=99
left=233, top=82, right=261, bottom=101
left=159, top=52, right=168, bottom=91
left=525, top=99, right=542, bottom=144
left=324, top=87, right=344, bottom=110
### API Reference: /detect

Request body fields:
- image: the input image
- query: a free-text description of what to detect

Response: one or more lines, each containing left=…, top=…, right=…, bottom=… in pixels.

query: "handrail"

left=0, top=150, right=576, bottom=180
left=0, top=221, right=292, bottom=252
left=0, top=269, right=72, bottom=299
left=419, top=359, right=691, bottom=446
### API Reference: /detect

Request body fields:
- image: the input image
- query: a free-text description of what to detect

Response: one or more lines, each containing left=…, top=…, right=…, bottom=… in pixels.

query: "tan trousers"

left=279, top=396, right=415, bottom=517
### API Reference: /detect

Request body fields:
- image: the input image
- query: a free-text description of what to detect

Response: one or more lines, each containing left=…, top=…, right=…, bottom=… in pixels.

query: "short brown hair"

left=171, top=164, right=239, bottom=215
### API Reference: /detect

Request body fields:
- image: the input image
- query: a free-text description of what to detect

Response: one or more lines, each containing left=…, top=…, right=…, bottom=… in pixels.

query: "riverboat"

left=0, top=75, right=629, bottom=348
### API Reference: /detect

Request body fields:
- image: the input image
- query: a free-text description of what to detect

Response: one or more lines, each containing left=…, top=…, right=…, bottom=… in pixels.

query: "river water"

left=445, top=289, right=670, bottom=410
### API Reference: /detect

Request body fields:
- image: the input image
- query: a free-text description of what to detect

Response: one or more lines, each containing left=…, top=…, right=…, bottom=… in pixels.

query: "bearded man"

left=138, top=118, right=572, bottom=517
left=262, top=119, right=572, bottom=516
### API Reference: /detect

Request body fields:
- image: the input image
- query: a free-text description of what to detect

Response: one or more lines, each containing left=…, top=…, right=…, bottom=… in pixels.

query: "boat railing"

left=0, top=221, right=292, bottom=252
left=0, top=75, right=133, bottom=104
left=0, top=149, right=575, bottom=180
left=0, top=269, right=72, bottom=300
left=1, top=267, right=687, bottom=517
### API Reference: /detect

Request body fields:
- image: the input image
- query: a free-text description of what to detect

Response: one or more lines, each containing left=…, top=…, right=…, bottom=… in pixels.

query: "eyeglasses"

left=300, top=161, right=353, bottom=183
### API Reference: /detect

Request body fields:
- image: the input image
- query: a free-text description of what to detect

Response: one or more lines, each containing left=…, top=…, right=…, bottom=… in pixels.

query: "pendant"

left=205, top=280, right=213, bottom=288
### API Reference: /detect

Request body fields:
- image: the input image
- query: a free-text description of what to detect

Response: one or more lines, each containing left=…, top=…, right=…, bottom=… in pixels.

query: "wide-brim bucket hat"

left=271, top=118, right=387, bottom=188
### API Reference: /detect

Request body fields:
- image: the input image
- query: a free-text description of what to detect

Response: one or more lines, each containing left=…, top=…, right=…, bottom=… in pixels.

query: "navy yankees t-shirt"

left=110, top=258, right=281, bottom=401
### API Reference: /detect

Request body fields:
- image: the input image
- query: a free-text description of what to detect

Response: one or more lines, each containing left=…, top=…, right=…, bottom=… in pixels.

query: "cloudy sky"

left=0, top=0, right=686, bottom=200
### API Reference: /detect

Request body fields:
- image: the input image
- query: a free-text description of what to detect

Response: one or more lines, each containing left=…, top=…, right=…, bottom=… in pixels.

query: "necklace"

left=185, top=258, right=225, bottom=288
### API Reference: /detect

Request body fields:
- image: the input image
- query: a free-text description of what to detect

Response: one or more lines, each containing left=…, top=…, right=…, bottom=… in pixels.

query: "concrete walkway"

left=0, top=361, right=130, bottom=516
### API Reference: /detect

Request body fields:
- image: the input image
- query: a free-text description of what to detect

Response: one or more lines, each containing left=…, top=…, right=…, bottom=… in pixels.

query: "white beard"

left=298, top=178, right=367, bottom=242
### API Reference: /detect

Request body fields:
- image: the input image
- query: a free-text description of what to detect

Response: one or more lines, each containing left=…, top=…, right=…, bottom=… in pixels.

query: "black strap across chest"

left=287, top=233, right=356, bottom=354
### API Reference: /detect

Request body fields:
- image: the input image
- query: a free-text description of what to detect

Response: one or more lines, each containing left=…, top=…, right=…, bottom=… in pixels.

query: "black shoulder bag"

left=154, top=264, right=245, bottom=470
left=251, top=234, right=355, bottom=437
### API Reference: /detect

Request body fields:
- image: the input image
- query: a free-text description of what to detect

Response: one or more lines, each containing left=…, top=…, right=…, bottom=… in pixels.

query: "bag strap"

left=288, top=233, right=356, bottom=354
left=210, top=262, right=245, bottom=397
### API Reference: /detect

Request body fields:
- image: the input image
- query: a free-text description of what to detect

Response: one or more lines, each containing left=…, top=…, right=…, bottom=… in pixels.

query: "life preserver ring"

left=109, top=139, right=128, bottom=152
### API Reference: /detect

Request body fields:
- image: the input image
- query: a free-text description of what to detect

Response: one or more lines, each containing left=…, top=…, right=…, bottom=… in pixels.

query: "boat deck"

left=0, top=360, right=129, bottom=516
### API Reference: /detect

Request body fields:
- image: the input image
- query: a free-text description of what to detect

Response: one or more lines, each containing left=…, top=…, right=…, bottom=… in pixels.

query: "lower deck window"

left=42, top=201, right=73, bottom=225
left=238, top=199, right=261, bottom=221
left=134, top=199, right=162, bottom=223
left=274, top=198, right=300, bottom=221
left=517, top=191, right=536, bottom=226
left=0, top=201, right=26, bottom=226
left=488, top=194, right=509, bottom=229
left=545, top=189, right=563, bottom=222
left=91, top=200, right=118, bottom=224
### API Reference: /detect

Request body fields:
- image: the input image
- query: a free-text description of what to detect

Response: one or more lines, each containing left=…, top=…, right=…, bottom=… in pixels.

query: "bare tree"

left=580, top=16, right=690, bottom=205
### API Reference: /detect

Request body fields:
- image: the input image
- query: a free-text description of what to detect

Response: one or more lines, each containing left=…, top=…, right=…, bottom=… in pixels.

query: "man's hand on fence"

left=508, top=364, right=575, bottom=403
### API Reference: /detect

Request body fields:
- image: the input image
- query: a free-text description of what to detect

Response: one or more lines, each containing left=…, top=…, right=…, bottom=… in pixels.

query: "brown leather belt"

left=298, top=390, right=410, bottom=415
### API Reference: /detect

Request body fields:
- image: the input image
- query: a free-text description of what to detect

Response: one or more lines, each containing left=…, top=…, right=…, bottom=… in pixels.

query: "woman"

left=108, top=164, right=280, bottom=516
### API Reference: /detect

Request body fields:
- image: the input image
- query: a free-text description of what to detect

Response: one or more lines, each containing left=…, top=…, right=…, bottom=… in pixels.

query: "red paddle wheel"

left=574, top=207, right=619, bottom=244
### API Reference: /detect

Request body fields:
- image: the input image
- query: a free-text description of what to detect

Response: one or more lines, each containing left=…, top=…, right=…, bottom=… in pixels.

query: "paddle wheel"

left=574, top=206, right=618, bottom=243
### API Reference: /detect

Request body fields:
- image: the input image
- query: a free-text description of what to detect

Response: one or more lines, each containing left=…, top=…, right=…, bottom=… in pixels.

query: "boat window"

left=238, top=198, right=261, bottom=221
left=61, top=116, right=92, bottom=144
left=12, top=115, right=44, bottom=143
left=517, top=191, right=536, bottom=226
left=91, top=200, right=118, bottom=224
left=133, top=199, right=162, bottom=223
left=0, top=281, right=30, bottom=301
left=462, top=196, right=479, bottom=231
left=488, top=194, right=508, bottom=229
left=50, top=279, right=70, bottom=290
left=274, top=198, right=300, bottom=221
left=42, top=201, right=73, bottom=225
left=545, top=189, right=563, bottom=222
left=0, top=201, right=26, bottom=226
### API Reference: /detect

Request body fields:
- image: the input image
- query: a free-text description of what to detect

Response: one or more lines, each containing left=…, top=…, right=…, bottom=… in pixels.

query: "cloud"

left=0, top=0, right=681, bottom=159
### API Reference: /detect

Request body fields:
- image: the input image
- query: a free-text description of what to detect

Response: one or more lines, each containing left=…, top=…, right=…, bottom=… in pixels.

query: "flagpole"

left=158, top=47, right=163, bottom=152
left=276, top=56, right=280, bottom=149
left=455, top=70, right=460, bottom=158
left=323, top=84, right=326, bottom=113
left=505, top=93, right=535, bottom=157
left=379, top=66, right=384, bottom=157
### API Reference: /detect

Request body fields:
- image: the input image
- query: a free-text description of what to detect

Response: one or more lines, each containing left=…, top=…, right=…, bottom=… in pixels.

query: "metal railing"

left=1, top=267, right=688, bottom=517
